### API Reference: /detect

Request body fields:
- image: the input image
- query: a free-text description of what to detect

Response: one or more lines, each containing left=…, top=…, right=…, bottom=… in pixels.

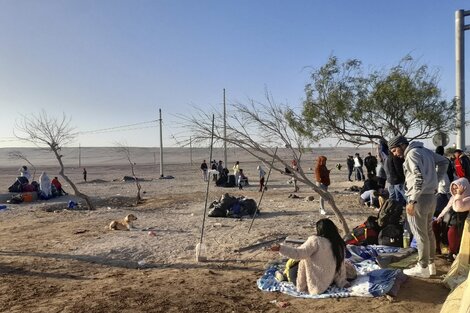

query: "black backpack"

left=378, top=224, right=403, bottom=247
left=378, top=199, right=404, bottom=227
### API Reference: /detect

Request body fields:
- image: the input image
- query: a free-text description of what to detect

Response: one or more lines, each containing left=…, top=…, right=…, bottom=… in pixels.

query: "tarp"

left=257, top=245, right=408, bottom=299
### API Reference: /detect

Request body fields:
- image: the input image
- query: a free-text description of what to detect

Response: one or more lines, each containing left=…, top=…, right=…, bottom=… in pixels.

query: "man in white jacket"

left=389, top=135, right=448, bottom=278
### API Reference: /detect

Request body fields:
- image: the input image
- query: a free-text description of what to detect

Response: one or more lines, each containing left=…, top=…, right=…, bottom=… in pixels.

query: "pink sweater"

left=279, top=235, right=348, bottom=295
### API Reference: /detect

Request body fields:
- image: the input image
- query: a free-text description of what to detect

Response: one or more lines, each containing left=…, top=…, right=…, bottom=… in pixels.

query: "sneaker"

left=428, top=263, right=436, bottom=276
left=320, top=209, right=327, bottom=215
left=403, top=263, right=430, bottom=278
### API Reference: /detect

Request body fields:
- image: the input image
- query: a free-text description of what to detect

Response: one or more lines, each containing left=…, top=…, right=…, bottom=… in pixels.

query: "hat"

left=388, top=135, right=409, bottom=149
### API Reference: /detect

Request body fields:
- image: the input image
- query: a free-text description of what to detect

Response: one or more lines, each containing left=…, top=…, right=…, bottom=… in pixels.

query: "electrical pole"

left=78, top=143, right=81, bottom=168
left=455, top=9, right=470, bottom=150
left=159, top=108, right=164, bottom=178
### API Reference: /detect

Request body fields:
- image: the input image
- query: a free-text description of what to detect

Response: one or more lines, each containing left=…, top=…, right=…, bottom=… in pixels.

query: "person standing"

left=346, top=156, right=354, bottom=182
left=291, top=159, right=299, bottom=192
left=364, top=152, right=378, bottom=176
left=315, top=156, right=330, bottom=216
left=353, top=153, right=364, bottom=181
left=233, top=161, right=240, bottom=185
left=200, top=160, right=208, bottom=182
left=83, top=168, right=87, bottom=182
left=385, top=154, right=406, bottom=205
left=257, top=165, right=266, bottom=192
left=453, top=149, right=470, bottom=181
left=389, top=135, right=448, bottom=278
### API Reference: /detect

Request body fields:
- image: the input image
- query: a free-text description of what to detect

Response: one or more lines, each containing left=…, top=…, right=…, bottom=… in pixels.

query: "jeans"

left=317, top=182, right=328, bottom=212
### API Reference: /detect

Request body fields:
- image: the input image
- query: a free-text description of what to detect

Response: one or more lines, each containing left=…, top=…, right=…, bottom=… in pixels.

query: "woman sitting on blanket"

left=271, top=218, right=351, bottom=295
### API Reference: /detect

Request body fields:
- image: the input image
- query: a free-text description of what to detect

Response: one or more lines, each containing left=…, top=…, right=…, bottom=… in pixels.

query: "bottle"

left=403, top=229, right=410, bottom=248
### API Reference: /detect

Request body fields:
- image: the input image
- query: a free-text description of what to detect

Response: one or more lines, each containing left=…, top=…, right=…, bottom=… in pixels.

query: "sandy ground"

left=0, top=147, right=452, bottom=312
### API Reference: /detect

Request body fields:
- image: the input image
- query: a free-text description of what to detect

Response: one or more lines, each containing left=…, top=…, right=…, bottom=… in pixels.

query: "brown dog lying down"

left=109, top=214, right=137, bottom=231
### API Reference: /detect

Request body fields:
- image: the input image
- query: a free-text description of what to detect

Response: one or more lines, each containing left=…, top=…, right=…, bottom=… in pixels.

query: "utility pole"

left=159, top=108, right=164, bottom=178
left=455, top=9, right=470, bottom=150
left=223, top=88, right=227, bottom=168
left=78, top=143, right=81, bottom=168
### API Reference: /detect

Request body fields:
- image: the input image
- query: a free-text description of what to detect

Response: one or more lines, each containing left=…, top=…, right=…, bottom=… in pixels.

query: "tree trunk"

left=304, top=180, right=350, bottom=235
left=52, top=149, right=95, bottom=210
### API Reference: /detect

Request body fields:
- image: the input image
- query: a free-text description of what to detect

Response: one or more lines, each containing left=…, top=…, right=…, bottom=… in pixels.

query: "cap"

left=388, top=135, right=409, bottom=149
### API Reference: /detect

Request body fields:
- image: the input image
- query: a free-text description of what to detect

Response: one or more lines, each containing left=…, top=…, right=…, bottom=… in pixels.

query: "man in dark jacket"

left=385, top=154, right=406, bottom=206
left=346, top=156, right=354, bottom=182
left=364, top=152, right=378, bottom=176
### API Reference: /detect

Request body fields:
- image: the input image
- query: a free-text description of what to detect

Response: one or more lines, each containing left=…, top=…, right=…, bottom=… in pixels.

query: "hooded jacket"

left=437, top=178, right=470, bottom=220
left=315, top=156, right=330, bottom=186
left=403, top=141, right=448, bottom=202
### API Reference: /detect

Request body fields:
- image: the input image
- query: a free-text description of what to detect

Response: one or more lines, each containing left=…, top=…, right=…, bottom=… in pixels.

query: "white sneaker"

left=320, top=209, right=327, bottom=215
left=403, top=263, right=430, bottom=278
left=428, top=263, right=436, bottom=276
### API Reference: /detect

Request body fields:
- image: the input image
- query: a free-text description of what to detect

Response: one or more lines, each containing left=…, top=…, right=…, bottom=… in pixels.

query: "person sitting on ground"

left=51, top=177, right=67, bottom=196
left=19, top=165, right=31, bottom=183
left=39, top=171, right=52, bottom=199
left=238, top=169, right=248, bottom=190
left=270, top=218, right=350, bottom=295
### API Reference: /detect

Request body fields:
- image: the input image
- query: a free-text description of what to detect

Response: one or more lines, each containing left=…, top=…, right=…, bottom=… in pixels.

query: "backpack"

left=378, top=224, right=403, bottom=247
left=344, top=216, right=380, bottom=246
left=378, top=199, right=404, bottom=227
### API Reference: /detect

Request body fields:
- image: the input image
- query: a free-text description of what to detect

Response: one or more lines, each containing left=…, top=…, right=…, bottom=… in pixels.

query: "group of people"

left=267, top=136, right=468, bottom=313
left=14, top=165, right=67, bottom=199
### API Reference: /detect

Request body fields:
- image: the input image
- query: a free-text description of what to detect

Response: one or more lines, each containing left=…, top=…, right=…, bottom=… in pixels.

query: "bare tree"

left=14, top=111, right=95, bottom=210
left=179, top=93, right=350, bottom=234
left=8, top=151, right=37, bottom=181
left=115, top=144, right=142, bottom=205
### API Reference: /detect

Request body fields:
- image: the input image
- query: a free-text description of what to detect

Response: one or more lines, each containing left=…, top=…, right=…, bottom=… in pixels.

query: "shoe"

left=275, top=271, right=286, bottom=282
left=403, top=263, right=430, bottom=278
left=320, top=209, right=327, bottom=215
left=428, top=263, right=436, bottom=276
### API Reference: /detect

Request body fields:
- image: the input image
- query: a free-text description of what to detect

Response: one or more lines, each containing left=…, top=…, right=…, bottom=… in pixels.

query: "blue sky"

left=0, top=0, right=469, bottom=148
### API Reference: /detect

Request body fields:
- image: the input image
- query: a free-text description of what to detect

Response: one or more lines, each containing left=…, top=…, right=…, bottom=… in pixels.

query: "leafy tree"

left=14, top=111, right=95, bottom=210
left=180, top=93, right=350, bottom=234
left=287, top=55, right=455, bottom=145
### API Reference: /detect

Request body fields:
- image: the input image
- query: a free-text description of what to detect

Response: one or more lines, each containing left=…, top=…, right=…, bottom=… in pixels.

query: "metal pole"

left=159, top=108, right=164, bottom=177
left=456, top=10, right=465, bottom=150
left=223, top=88, right=227, bottom=168
left=455, top=10, right=470, bottom=150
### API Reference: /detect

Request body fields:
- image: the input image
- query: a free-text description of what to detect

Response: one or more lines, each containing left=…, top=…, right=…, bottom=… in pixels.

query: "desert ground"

left=0, top=147, right=452, bottom=313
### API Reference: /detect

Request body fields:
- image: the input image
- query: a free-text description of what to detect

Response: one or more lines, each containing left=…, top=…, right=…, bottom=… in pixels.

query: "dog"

left=108, top=214, right=137, bottom=231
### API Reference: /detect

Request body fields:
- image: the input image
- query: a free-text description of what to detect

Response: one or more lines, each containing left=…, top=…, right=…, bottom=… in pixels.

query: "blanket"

left=258, top=245, right=410, bottom=299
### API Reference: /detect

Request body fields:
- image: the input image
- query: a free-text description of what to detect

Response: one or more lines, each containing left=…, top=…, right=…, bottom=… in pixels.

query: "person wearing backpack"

left=270, top=219, right=351, bottom=295
left=389, top=135, right=449, bottom=278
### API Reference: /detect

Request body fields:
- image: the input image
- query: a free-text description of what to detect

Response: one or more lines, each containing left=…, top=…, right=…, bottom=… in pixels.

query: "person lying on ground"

left=270, top=218, right=349, bottom=295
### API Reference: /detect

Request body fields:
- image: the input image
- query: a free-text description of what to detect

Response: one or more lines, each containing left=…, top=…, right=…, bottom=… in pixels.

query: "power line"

left=77, top=120, right=157, bottom=135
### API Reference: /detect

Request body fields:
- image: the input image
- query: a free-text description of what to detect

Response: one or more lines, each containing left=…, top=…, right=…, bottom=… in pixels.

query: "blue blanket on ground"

left=257, top=245, right=410, bottom=299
